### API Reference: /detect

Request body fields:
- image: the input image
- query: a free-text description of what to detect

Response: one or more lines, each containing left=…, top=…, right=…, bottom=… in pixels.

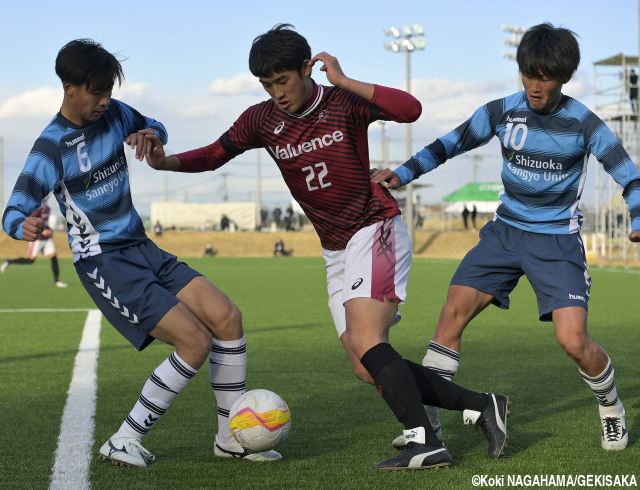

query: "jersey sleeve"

left=395, top=101, right=498, bottom=186
left=176, top=139, right=236, bottom=172
left=174, top=104, right=266, bottom=172
left=112, top=99, right=168, bottom=145
left=2, top=132, right=61, bottom=240
left=371, top=84, right=422, bottom=123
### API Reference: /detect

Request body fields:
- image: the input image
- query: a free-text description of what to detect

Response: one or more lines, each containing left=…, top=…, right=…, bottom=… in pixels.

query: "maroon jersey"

left=178, top=83, right=421, bottom=250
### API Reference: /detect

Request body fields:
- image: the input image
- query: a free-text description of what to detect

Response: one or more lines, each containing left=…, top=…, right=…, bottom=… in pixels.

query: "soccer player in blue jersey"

left=141, top=24, right=510, bottom=470
left=2, top=39, right=280, bottom=467
left=373, top=22, right=640, bottom=451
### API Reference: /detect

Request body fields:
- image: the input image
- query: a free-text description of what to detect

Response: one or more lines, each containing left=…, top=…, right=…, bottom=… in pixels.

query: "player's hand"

left=142, top=133, right=170, bottom=170
left=125, top=129, right=156, bottom=161
left=21, top=216, right=46, bottom=242
left=309, top=52, right=347, bottom=87
left=628, top=230, right=640, bottom=242
left=370, top=168, right=402, bottom=189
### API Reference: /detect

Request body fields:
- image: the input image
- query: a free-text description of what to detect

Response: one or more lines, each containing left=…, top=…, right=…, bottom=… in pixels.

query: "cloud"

left=207, top=73, right=263, bottom=95
left=411, top=77, right=511, bottom=102
left=0, top=87, right=62, bottom=119
left=113, top=82, right=153, bottom=100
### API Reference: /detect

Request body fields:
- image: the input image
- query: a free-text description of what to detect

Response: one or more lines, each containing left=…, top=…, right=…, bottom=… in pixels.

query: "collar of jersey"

left=287, top=84, right=324, bottom=119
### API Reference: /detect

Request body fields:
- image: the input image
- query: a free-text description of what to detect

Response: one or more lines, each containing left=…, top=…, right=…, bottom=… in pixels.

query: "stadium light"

left=384, top=24, right=426, bottom=248
left=501, top=24, right=527, bottom=90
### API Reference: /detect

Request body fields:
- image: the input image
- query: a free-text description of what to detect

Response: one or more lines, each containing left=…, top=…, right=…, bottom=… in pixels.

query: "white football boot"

left=99, top=437, right=155, bottom=467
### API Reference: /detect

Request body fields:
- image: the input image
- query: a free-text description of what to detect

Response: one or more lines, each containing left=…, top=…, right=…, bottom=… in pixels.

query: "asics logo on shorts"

left=351, top=278, right=364, bottom=290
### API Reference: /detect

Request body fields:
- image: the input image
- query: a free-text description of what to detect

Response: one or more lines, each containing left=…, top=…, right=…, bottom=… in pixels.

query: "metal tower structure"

left=591, top=53, right=640, bottom=262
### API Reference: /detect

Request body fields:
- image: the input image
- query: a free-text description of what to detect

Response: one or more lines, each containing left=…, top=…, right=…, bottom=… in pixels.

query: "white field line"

left=0, top=308, right=92, bottom=313
left=49, top=309, right=102, bottom=490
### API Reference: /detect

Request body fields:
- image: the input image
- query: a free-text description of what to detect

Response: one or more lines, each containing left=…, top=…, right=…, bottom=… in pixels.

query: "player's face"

left=521, top=74, right=564, bottom=113
left=259, top=68, right=313, bottom=114
left=62, top=82, right=112, bottom=126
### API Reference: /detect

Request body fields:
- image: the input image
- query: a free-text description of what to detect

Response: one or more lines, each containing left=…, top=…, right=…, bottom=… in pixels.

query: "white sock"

left=210, top=336, right=247, bottom=443
left=580, top=358, right=623, bottom=415
left=422, top=341, right=460, bottom=381
left=115, top=352, right=197, bottom=440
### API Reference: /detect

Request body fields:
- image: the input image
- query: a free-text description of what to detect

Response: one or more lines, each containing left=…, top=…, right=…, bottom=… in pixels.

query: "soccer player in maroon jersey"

left=1, top=203, right=68, bottom=287
left=142, top=24, right=509, bottom=469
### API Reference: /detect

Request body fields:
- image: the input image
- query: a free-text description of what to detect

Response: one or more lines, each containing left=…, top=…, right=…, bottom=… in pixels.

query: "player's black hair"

left=55, top=39, right=125, bottom=92
left=516, top=22, right=580, bottom=83
left=249, top=23, right=311, bottom=78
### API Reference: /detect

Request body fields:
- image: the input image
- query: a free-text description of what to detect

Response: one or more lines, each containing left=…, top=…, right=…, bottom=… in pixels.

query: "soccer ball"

left=229, top=389, right=291, bottom=452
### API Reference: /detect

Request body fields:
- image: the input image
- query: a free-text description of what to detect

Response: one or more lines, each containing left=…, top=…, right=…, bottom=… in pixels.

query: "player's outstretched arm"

left=21, top=216, right=46, bottom=242
left=370, top=168, right=402, bottom=189
left=628, top=230, right=640, bottom=242
left=142, top=133, right=181, bottom=171
left=309, top=52, right=374, bottom=101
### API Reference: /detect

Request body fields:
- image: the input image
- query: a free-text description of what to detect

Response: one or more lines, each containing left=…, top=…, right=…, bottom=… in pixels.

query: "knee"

left=556, top=333, right=587, bottom=360
left=210, top=301, right=243, bottom=339
left=179, top=327, right=213, bottom=368
left=351, top=361, right=374, bottom=385
left=438, top=301, right=463, bottom=324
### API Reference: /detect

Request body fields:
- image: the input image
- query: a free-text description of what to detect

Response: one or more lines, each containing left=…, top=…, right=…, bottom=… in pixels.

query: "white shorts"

left=27, top=238, right=56, bottom=259
left=323, top=215, right=412, bottom=338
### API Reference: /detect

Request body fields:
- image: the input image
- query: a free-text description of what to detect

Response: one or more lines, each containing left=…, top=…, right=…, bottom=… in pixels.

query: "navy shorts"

left=75, top=239, right=201, bottom=350
left=451, top=219, right=591, bottom=321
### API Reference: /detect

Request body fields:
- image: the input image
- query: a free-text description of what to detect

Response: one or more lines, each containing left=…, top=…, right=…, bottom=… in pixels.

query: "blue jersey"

left=2, top=99, right=167, bottom=260
left=395, top=92, right=640, bottom=234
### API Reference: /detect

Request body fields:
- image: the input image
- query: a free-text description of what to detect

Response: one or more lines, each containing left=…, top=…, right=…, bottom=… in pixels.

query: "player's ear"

left=301, top=59, right=312, bottom=78
left=62, top=82, right=75, bottom=97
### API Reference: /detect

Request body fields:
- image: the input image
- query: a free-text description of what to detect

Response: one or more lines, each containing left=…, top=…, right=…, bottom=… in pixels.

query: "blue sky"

left=1, top=0, right=638, bottom=218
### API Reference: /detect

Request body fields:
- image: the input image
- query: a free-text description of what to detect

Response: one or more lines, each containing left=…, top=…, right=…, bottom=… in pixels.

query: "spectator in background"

left=260, top=205, right=269, bottom=229
left=630, top=69, right=638, bottom=113
left=220, top=214, right=230, bottom=231
left=284, top=204, right=294, bottom=230
left=273, top=238, right=291, bottom=256
left=272, top=203, right=282, bottom=229
left=204, top=243, right=217, bottom=256
left=461, top=205, right=470, bottom=230
left=153, top=220, right=163, bottom=236
left=470, top=205, right=477, bottom=231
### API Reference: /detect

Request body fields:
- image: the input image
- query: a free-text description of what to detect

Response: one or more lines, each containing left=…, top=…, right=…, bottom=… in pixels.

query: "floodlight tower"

left=501, top=24, right=527, bottom=91
left=384, top=24, right=426, bottom=247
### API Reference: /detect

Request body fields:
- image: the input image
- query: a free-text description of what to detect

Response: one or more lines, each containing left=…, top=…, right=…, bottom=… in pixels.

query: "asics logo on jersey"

left=274, top=122, right=285, bottom=134
left=268, top=130, right=344, bottom=160
left=351, top=278, right=364, bottom=290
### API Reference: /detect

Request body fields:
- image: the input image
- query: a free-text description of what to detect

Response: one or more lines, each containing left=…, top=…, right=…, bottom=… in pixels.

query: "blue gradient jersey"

left=395, top=92, right=640, bottom=234
left=2, top=99, right=167, bottom=261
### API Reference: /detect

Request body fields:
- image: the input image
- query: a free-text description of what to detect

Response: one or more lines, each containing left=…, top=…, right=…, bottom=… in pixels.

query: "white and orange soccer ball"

left=229, top=389, right=291, bottom=452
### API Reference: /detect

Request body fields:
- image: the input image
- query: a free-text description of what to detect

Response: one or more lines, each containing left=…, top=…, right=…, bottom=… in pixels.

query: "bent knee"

left=210, top=301, right=243, bottom=339
left=557, top=335, right=587, bottom=359
left=354, top=364, right=374, bottom=385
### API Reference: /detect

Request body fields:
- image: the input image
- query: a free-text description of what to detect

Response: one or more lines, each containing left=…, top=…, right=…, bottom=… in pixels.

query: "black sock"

left=360, top=343, right=440, bottom=445
left=405, top=360, right=488, bottom=412
left=51, top=256, right=60, bottom=282
left=9, top=258, right=34, bottom=265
